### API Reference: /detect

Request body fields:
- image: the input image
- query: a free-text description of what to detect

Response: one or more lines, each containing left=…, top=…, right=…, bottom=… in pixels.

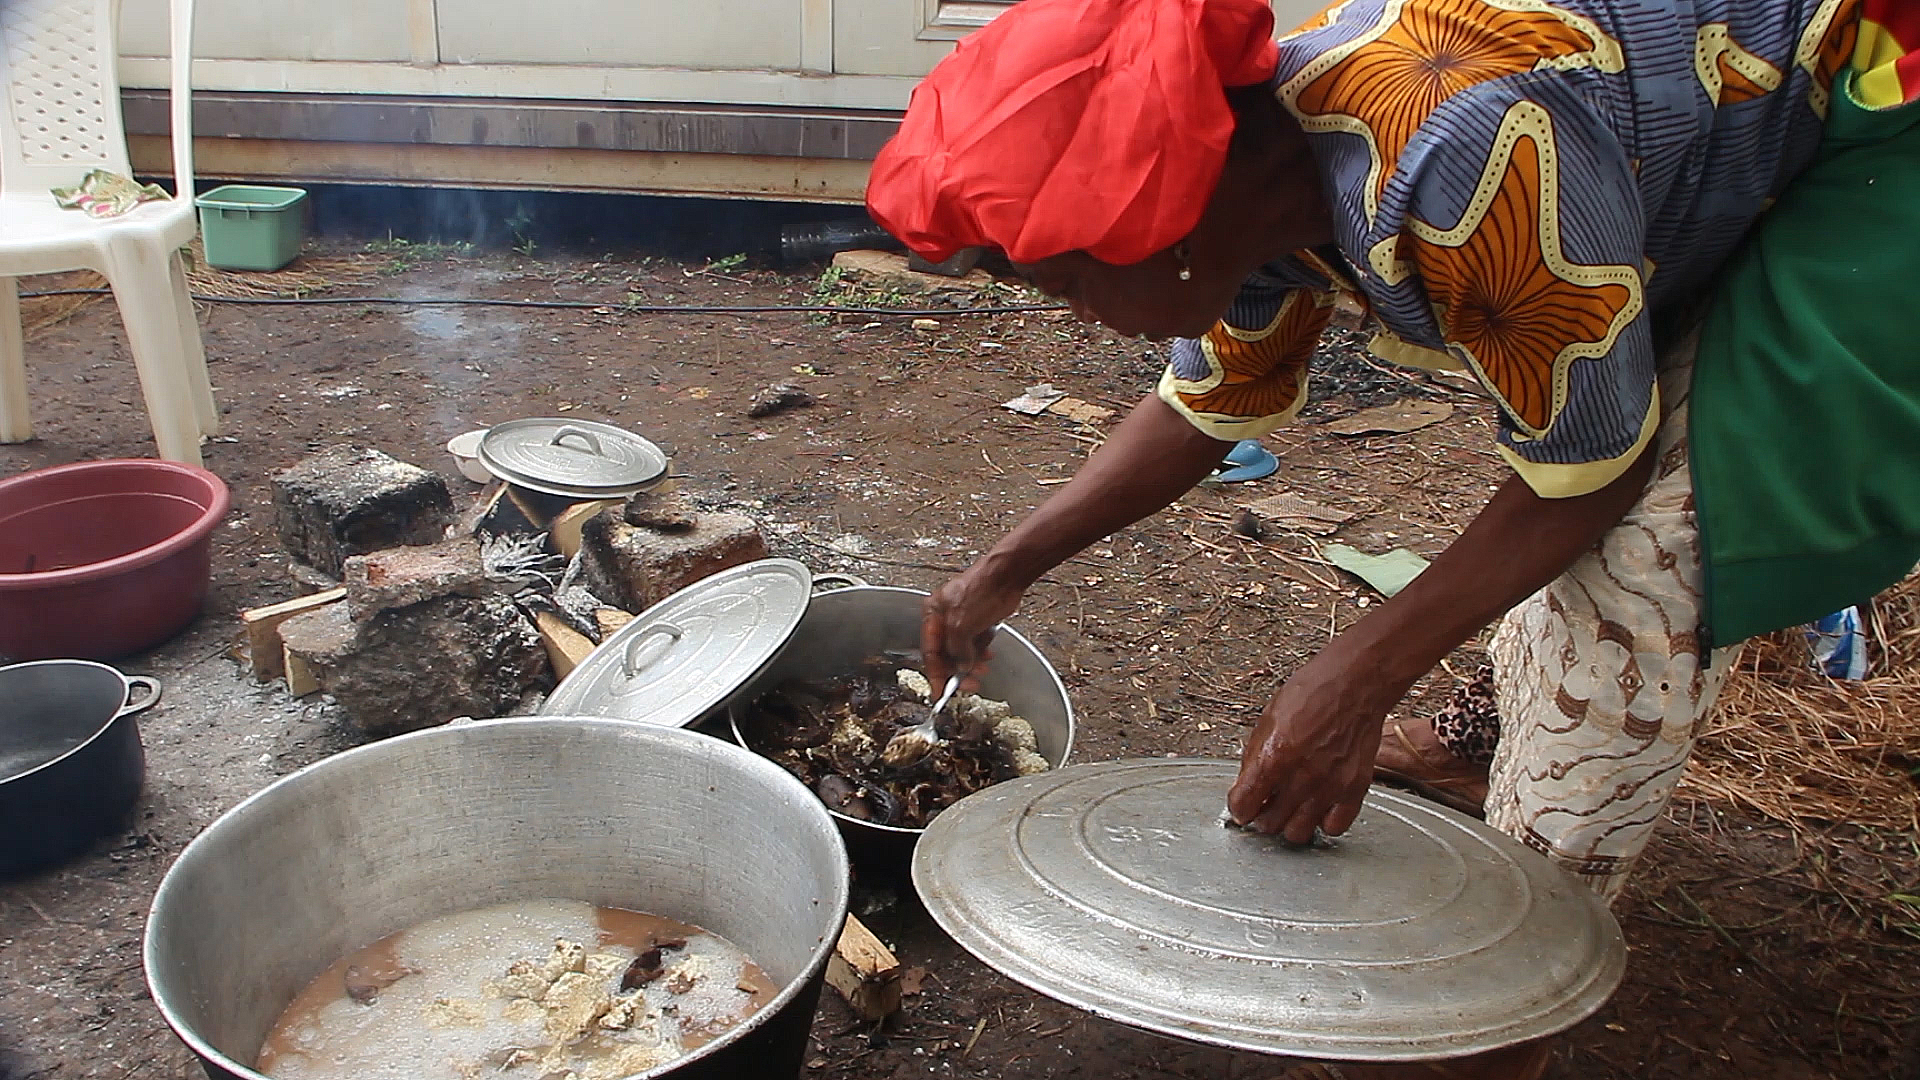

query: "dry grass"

left=1685, top=571, right=1920, bottom=833
left=18, top=241, right=389, bottom=341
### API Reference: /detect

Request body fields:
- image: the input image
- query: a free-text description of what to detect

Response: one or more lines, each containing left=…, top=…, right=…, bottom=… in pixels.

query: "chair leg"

left=168, top=252, right=219, bottom=437
left=0, top=277, right=31, bottom=443
left=105, top=240, right=204, bottom=466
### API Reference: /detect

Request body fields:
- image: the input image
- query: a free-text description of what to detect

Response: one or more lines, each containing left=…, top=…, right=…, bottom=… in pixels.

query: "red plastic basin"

left=0, top=460, right=230, bottom=661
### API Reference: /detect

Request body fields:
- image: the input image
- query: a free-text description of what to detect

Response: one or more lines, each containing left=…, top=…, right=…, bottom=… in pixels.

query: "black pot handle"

left=120, top=675, right=163, bottom=717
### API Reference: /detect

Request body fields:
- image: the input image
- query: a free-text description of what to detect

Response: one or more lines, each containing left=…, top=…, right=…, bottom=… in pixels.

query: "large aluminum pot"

left=728, top=582, right=1074, bottom=864
left=145, top=718, right=850, bottom=1080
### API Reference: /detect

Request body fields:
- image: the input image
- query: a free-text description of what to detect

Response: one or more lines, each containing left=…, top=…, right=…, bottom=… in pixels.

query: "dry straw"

left=19, top=240, right=387, bottom=340
left=1685, top=570, right=1920, bottom=833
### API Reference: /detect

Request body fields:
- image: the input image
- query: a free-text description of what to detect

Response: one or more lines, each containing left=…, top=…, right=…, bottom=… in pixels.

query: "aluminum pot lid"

left=911, top=758, right=1626, bottom=1062
left=478, top=418, right=667, bottom=494
left=541, top=559, right=812, bottom=727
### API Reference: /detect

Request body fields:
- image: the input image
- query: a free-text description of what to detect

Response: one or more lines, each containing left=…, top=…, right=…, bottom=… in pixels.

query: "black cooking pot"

left=0, top=660, right=157, bottom=876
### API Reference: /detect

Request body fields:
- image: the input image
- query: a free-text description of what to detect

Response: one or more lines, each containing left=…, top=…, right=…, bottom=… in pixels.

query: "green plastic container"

left=195, top=185, right=308, bottom=271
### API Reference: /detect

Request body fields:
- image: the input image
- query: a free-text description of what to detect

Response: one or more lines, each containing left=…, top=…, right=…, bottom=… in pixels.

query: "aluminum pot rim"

left=144, top=716, right=851, bottom=1080
left=0, top=459, right=230, bottom=588
left=0, top=659, right=156, bottom=785
left=726, top=584, right=1076, bottom=838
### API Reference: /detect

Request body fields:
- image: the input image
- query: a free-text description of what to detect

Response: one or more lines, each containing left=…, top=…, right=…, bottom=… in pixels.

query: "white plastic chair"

left=0, top=0, right=214, bottom=465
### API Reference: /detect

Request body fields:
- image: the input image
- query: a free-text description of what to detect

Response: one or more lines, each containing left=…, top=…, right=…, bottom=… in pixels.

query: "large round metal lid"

left=541, top=559, right=812, bottom=727
left=912, top=759, right=1626, bottom=1062
left=478, top=417, right=667, bottom=496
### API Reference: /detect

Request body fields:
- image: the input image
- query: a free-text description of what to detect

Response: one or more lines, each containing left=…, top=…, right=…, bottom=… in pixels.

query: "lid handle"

left=622, top=622, right=685, bottom=677
left=550, top=426, right=606, bottom=457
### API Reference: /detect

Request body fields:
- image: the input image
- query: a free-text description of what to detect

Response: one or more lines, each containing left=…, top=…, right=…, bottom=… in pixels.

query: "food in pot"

left=737, top=656, right=1050, bottom=829
left=256, top=899, right=777, bottom=1080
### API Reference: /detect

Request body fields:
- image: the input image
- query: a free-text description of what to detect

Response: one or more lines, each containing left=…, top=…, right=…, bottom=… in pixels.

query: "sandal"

left=1372, top=718, right=1490, bottom=819
left=1210, top=439, right=1280, bottom=483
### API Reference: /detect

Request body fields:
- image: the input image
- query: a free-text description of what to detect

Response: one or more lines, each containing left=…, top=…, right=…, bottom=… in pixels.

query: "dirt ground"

left=1, top=242, right=1915, bottom=1080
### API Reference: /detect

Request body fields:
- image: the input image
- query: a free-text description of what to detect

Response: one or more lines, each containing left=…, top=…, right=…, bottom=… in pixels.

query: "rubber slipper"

left=1212, top=439, right=1279, bottom=483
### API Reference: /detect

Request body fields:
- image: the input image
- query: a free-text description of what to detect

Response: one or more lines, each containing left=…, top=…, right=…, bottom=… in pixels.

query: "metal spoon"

left=879, top=674, right=960, bottom=768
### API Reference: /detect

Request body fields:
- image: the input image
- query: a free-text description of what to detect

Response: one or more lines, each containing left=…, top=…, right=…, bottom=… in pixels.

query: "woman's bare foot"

left=1372, top=713, right=1490, bottom=816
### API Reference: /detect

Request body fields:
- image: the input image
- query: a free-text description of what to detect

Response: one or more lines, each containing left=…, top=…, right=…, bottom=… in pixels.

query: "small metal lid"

left=541, top=559, right=813, bottom=728
left=912, top=759, right=1626, bottom=1062
left=478, top=418, right=667, bottom=497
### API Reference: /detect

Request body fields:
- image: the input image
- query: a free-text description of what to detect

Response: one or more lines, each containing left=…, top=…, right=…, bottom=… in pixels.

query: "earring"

left=1175, top=243, right=1193, bottom=281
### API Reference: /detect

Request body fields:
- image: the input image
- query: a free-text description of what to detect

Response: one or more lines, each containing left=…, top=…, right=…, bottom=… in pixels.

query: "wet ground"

left=1, top=244, right=1915, bottom=1079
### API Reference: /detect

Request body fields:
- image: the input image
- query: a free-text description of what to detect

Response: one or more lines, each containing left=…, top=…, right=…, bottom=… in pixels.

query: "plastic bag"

left=1805, top=606, right=1869, bottom=680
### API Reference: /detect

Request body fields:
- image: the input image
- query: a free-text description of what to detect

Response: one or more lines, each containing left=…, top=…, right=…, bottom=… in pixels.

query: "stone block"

left=343, top=538, right=492, bottom=621
left=579, top=511, right=768, bottom=612
left=288, top=593, right=553, bottom=738
left=273, top=446, right=455, bottom=577
left=621, top=489, right=696, bottom=532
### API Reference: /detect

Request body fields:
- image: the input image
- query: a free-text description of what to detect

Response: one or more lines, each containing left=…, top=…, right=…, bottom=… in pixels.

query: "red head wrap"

left=864, top=0, right=1280, bottom=267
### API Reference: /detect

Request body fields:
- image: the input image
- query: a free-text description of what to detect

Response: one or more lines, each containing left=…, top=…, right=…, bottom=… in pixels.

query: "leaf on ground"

left=1321, top=543, right=1431, bottom=598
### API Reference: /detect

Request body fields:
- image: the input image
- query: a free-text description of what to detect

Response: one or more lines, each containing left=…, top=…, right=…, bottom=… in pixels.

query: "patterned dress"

left=1155, top=0, right=1863, bottom=899
left=1161, top=0, right=1858, bottom=498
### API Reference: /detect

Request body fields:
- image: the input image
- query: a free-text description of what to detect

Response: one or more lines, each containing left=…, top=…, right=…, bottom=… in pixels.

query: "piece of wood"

left=283, top=645, right=321, bottom=698
left=830, top=249, right=997, bottom=294
left=535, top=610, right=597, bottom=679
left=473, top=483, right=542, bottom=538
left=503, top=485, right=576, bottom=530
left=242, top=587, right=347, bottom=681
left=550, top=499, right=621, bottom=560
left=595, top=608, right=636, bottom=638
left=825, top=913, right=903, bottom=1021
left=1046, top=397, right=1116, bottom=425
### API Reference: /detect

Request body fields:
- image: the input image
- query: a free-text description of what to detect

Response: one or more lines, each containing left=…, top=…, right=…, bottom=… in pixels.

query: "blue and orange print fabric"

left=1159, top=0, right=1862, bottom=497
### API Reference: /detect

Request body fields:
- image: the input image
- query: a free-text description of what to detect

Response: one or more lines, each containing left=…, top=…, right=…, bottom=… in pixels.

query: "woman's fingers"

left=921, top=600, right=955, bottom=688
left=1321, top=788, right=1366, bottom=837
left=922, top=581, right=1006, bottom=691
left=1226, top=742, right=1281, bottom=824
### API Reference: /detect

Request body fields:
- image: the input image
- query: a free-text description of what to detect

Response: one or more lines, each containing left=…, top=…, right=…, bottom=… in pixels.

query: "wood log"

left=825, top=914, right=902, bottom=1021
left=242, top=588, right=347, bottom=680
left=535, top=610, right=596, bottom=679
left=550, top=499, right=622, bottom=560
left=595, top=608, right=636, bottom=637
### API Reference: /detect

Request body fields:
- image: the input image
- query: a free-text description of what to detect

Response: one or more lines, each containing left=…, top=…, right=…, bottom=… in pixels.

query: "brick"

left=272, top=446, right=455, bottom=577
left=578, top=511, right=768, bottom=612
left=343, top=538, right=493, bottom=621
